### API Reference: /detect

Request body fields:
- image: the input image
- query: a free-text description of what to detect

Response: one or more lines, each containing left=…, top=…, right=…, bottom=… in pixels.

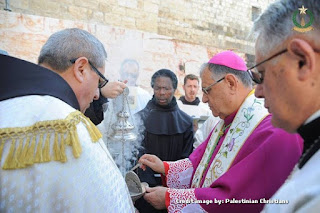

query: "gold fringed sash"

left=0, top=111, right=102, bottom=170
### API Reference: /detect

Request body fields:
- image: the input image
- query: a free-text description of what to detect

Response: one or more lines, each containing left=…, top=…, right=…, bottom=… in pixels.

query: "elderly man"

left=138, top=51, right=303, bottom=213
left=0, top=28, right=134, bottom=212
left=251, top=0, right=320, bottom=212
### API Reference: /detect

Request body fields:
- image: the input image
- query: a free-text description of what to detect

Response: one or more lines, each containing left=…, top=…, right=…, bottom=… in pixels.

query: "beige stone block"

left=125, top=8, right=141, bottom=18
left=158, top=6, right=169, bottom=13
left=104, top=13, right=122, bottom=27
left=54, top=5, right=68, bottom=19
left=136, top=14, right=157, bottom=32
left=90, top=11, right=104, bottom=23
left=112, top=6, right=126, bottom=15
left=157, top=24, right=168, bottom=35
left=137, top=0, right=144, bottom=9
left=68, top=6, right=88, bottom=20
left=99, top=2, right=114, bottom=13
left=118, top=0, right=137, bottom=9
left=158, top=9, right=180, bottom=20
left=29, top=0, right=61, bottom=15
left=7, top=0, right=29, bottom=10
left=121, top=16, right=136, bottom=28
left=148, top=0, right=160, bottom=4
left=166, top=0, right=190, bottom=11
left=171, top=11, right=185, bottom=21
left=77, top=0, right=99, bottom=10
left=51, top=0, right=74, bottom=4
left=143, top=2, right=159, bottom=14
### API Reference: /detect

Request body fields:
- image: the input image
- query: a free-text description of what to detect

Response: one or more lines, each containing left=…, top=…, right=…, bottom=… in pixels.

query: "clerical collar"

left=297, top=116, right=320, bottom=168
left=304, top=109, right=320, bottom=125
left=0, top=54, right=80, bottom=110
left=298, top=114, right=320, bottom=143
left=179, top=96, right=200, bottom=105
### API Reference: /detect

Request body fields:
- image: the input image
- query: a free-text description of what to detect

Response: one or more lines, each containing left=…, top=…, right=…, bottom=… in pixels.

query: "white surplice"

left=0, top=95, right=134, bottom=213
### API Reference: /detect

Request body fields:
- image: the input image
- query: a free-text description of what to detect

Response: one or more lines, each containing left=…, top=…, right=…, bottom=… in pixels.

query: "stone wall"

left=0, top=0, right=274, bottom=95
left=0, top=0, right=274, bottom=54
left=0, top=10, right=224, bottom=96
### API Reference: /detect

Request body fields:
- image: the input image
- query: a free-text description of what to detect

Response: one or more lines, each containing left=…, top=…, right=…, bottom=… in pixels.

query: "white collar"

left=304, top=109, right=320, bottom=125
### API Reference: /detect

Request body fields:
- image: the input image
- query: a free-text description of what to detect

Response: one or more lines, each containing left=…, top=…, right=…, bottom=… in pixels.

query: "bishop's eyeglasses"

left=70, top=58, right=109, bottom=88
left=202, top=77, right=225, bottom=95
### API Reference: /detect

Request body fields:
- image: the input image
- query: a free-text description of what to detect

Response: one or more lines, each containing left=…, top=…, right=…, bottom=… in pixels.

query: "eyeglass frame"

left=70, top=58, right=109, bottom=88
left=202, top=77, right=225, bottom=95
left=246, top=49, right=288, bottom=84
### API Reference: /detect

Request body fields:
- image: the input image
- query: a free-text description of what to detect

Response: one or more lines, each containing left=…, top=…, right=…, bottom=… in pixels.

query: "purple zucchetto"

left=208, top=51, right=247, bottom=71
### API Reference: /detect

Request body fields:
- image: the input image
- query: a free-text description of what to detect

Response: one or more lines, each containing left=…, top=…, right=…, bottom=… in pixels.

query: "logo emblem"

left=292, top=5, right=314, bottom=32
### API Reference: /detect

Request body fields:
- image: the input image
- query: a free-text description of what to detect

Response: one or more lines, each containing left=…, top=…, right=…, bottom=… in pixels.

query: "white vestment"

left=127, top=86, right=152, bottom=115
left=177, top=100, right=212, bottom=118
left=262, top=150, right=320, bottom=213
left=193, top=115, right=220, bottom=149
left=0, top=95, right=134, bottom=213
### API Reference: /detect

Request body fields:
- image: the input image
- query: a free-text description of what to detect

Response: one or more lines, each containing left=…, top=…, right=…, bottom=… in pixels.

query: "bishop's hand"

left=144, top=186, right=167, bottom=210
left=138, top=154, right=165, bottom=174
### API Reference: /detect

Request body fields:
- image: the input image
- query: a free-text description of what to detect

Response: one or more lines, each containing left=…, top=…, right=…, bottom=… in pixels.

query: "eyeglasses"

left=202, top=77, right=225, bottom=95
left=247, top=49, right=288, bottom=84
left=70, top=58, right=109, bottom=88
left=248, top=46, right=320, bottom=84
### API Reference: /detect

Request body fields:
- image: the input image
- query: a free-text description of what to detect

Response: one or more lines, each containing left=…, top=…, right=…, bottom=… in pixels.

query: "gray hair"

left=252, top=0, right=320, bottom=56
left=200, top=63, right=253, bottom=88
left=38, top=28, right=107, bottom=72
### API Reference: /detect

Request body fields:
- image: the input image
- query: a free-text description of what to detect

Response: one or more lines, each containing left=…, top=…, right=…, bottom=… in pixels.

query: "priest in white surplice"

left=252, top=1, right=320, bottom=212
left=0, top=29, right=134, bottom=212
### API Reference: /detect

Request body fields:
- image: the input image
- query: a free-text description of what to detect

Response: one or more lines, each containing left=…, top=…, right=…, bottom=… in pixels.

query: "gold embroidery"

left=212, top=159, right=222, bottom=179
left=0, top=111, right=102, bottom=170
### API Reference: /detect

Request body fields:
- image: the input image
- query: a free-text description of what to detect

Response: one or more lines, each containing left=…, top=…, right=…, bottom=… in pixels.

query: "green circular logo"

left=292, top=10, right=314, bottom=28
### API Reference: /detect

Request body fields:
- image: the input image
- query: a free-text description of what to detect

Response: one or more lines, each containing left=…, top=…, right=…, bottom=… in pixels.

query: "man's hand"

left=138, top=154, right=165, bottom=174
left=100, top=81, right=127, bottom=98
left=144, top=186, right=167, bottom=210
